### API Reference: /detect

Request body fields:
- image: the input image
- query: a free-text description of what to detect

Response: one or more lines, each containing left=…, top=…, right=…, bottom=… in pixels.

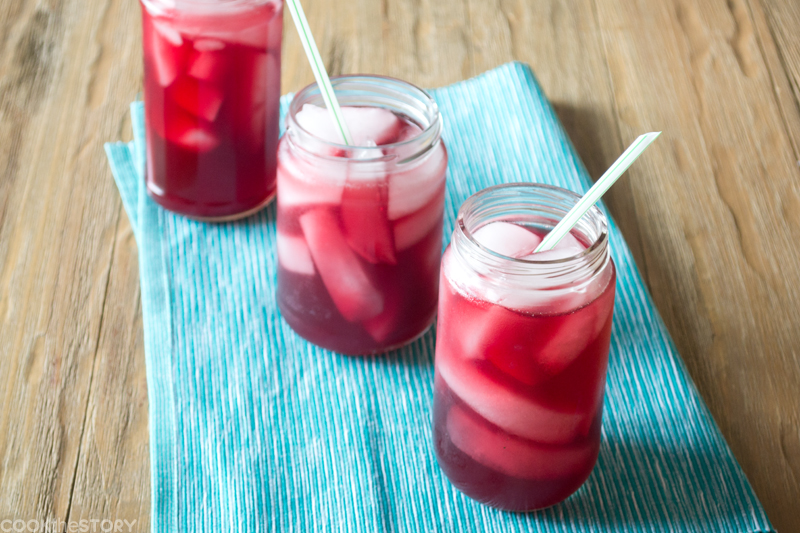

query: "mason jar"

left=276, top=75, right=448, bottom=355
left=433, top=183, right=616, bottom=511
left=140, top=0, right=283, bottom=220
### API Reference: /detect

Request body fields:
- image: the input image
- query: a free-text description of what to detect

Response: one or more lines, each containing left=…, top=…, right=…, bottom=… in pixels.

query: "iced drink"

left=140, top=0, right=283, bottom=220
left=276, top=76, right=447, bottom=355
left=433, top=184, right=616, bottom=511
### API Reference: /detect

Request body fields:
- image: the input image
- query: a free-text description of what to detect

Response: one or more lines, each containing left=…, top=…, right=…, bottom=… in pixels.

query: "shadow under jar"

left=140, top=0, right=283, bottom=220
left=433, top=183, right=616, bottom=511
left=276, top=75, right=448, bottom=355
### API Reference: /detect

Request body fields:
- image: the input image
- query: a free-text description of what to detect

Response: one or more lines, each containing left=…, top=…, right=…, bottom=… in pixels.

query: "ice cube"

left=435, top=275, right=493, bottom=363
left=362, top=306, right=399, bottom=344
left=530, top=320, right=610, bottom=425
left=247, top=54, right=280, bottom=150
left=524, top=231, right=585, bottom=261
left=170, top=125, right=219, bottom=153
left=245, top=54, right=269, bottom=146
left=440, top=246, right=487, bottom=303
left=487, top=232, right=595, bottom=312
left=443, top=244, right=610, bottom=382
left=294, top=104, right=345, bottom=145
left=176, top=1, right=278, bottom=50
left=393, top=122, right=423, bottom=144
left=387, top=144, right=447, bottom=220
left=171, top=76, right=224, bottom=122
left=187, top=49, right=228, bottom=83
left=276, top=230, right=315, bottom=275
left=436, top=339, right=588, bottom=445
left=266, top=8, right=283, bottom=52
left=536, top=284, right=615, bottom=375
left=295, top=105, right=403, bottom=146
left=147, top=19, right=185, bottom=87
left=483, top=310, right=550, bottom=383
left=152, top=19, right=183, bottom=46
left=494, top=285, right=587, bottom=315
left=440, top=239, right=549, bottom=313
left=446, top=404, right=596, bottom=480
left=340, top=179, right=397, bottom=264
left=362, top=281, right=402, bottom=343
left=444, top=226, right=593, bottom=314
left=249, top=52, right=275, bottom=110
left=190, top=21, right=271, bottom=51
left=442, top=276, right=554, bottom=385
left=299, top=208, right=384, bottom=322
left=265, top=53, right=281, bottom=98
left=276, top=144, right=347, bottom=208
left=344, top=107, right=403, bottom=146
left=473, top=221, right=542, bottom=258
left=193, top=38, right=226, bottom=52
left=345, top=143, right=392, bottom=189
left=232, top=20, right=269, bottom=49
left=164, top=107, right=220, bottom=152
left=393, top=184, right=445, bottom=251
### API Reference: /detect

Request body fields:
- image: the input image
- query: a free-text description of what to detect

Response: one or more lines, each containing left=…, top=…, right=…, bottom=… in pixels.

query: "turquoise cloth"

left=105, top=62, right=773, bottom=533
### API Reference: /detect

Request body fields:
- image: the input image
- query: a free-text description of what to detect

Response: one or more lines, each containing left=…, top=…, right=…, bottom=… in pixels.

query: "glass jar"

left=433, top=183, right=616, bottom=511
left=276, top=75, right=448, bottom=355
left=141, top=0, right=283, bottom=220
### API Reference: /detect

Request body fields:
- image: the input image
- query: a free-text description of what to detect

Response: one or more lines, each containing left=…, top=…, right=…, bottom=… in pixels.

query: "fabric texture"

left=105, top=62, right=773, bottom=533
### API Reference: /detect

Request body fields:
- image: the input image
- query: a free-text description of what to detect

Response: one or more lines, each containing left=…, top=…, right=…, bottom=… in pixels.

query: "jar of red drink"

left=140, top=0, right=283, bottom=220
left=433, top=183, right=616, bottom=511
left=276, top=75, right=447, bottom=355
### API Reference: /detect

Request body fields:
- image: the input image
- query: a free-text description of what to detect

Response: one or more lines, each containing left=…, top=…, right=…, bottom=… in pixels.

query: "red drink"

left=140, top=0, right=283, bottom=220
left=276, top=76, right=447, bottom=355
left=433, top=185, right=616, bottom=511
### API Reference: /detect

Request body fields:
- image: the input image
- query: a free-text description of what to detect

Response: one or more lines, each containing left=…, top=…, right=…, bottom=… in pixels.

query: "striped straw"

left=286, top=0, right=353, bottom=145
left=535, top=132, right=661, bottom=252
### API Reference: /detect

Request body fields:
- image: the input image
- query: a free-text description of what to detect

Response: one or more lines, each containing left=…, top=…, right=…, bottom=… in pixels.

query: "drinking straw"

left=535, top=132, right=661, bottom=252
left=285, top=0, right=354, bottom=145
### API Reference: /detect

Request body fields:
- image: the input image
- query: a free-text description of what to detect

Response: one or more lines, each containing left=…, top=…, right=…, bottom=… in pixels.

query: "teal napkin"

left=105, top=62, right=773, bottom=533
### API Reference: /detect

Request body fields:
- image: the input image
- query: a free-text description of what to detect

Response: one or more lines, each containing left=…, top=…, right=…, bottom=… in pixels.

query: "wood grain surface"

left=0, top=0, right=798, bottom=531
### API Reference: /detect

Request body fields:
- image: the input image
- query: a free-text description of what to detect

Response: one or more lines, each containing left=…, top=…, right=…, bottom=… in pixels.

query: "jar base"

left=279, top=302, right=437, bottom=356
left=432, top=376, right=601, bottom=512
left=146, top=186, right=276, bottom=222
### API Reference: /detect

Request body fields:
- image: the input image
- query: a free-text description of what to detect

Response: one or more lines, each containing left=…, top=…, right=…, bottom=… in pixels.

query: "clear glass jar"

left=140, top=0, right=283, bottom=220
left=276, top=75, right=448, bottom=355
left=433, top=183, right=616, bottom=511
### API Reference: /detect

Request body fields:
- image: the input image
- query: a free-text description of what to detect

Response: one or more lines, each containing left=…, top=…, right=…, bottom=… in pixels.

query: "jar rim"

left=456, top=182, right=609, bottom=268
left=287, top=74, right=443, bottom=152
left=141, top=0, right=280, bottom=15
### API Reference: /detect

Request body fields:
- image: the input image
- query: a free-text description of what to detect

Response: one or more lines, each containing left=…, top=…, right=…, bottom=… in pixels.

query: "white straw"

left=535, top=132, right=661, bottom=252
left=285, top=0, right=353, bottom=145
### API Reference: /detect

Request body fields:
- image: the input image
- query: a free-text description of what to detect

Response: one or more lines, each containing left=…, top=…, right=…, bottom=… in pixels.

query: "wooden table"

left=1, top=0, right=798, bottom=530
